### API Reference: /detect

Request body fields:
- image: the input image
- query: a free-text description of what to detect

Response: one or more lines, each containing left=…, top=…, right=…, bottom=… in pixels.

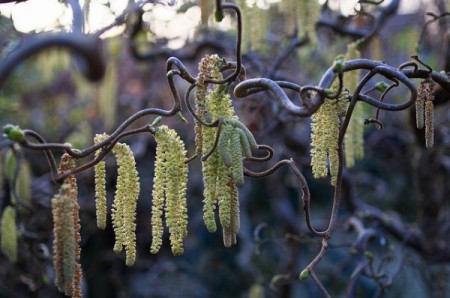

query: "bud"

left=215, top=10, right=224, bottom=22
left=299, top=269, right=309, bottom=280
left=375, top=82, right=389, bottom=93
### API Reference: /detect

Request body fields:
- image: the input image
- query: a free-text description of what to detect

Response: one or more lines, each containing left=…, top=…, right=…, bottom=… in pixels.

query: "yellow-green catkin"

left=1, top=206, right=18, bottom=263
left=94, top=133, right=108, bottom=230
left=51, top=154, right=81, bottom=296
left=201, top=56, right=234, bottom=234
left=200, top=0, right=212, bottom=26
left=310, top=81, right=343, bottom=185
left=195, top=54, right=219, bottom=156
left=151, top=126, right=188, bottom=256
left=298, top=0, right=321, bottom=44
left=249, top=4, right=270, bottom=53
left=112, top=143, right=140, bottom=266
left=5, top=148, right=16, bottom=183
left=200, top=56, right=245, bottom=246
left=16, top=161, right=32, bottom=205
left=150, top=130, right=166, bottom=254
left=279, top=0, right=297, bottom=31
left=237, top=0, right=251, bottom=53
left=344, top=42, right=365, bottom=168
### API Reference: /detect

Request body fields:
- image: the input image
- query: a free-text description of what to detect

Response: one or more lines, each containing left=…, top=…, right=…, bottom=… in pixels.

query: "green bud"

left=215, top=10, right=224, bottom=22
left=166, top=70, right=178, bottom=78
left=332, top=55, right=345, bottom=73
left=374, top=82, right=389, bottom=93
left=6, top=126, right=25, bottom=142
left=2, top=124, right=15, bottom=135
left=299, top=269, right=309, bottom=281
left=364, top=251, right=374, bottom=260
left=176, top=112, right=189, bottom=124
left=151, top=117, right=162, bottom=127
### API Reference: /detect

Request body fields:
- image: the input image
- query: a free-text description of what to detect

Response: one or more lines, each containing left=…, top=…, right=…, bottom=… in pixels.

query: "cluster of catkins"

left=196, top=54, right=258, bottom=246
left=94, top=133, right=140, bottom=267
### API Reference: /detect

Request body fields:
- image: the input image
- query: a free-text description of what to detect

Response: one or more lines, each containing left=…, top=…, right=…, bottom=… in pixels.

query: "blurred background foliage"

left=0, top=0, right=450, bottom=297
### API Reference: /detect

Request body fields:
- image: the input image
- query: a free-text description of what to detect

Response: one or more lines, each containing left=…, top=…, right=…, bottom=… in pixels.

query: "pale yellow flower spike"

left=198, top=55, right=253, bottom=247
left=112, top=143, right=140, bottom=266
left=310, top=80, right=342, bottom=185
left=201, top=55, right=233, bottom=233
left=202, top=125, right=220, bottom=233
left=311, top=103, right=330, bottom=179
left=165, top=128, right=188, bottom=255
left=237, top=0, right=250, bottom=53
left=250, top=5, right=270, bottom=53
left=94, top=133, right=109, bottom=230
left=298, top=0, right=320, bottom=44
left=327, top=99, right=341, bottom=186
left=150, top=131, right=167, bottom=254
left=1, top=206, right=17, bottom=263
left=344, top=42, right=365, bottom=168
left=151, top=126, right=188, bottom=256
left=200, top=0, right=212, bottom=26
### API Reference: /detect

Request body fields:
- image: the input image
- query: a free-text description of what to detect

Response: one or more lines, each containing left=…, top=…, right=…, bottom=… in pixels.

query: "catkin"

left=195, top=54, right=219, bottom=155
left=151, top=126, right=188, bottom=255
left=200, top=0, right=212, bottom=26
left=111, top=143, right=140, bottom=266
left=52, top=154, right=82, bottom=296
left=343, top=42, right=365, bottom=168
left=425, top=80, right=435, bottom=148
left=94, top=133, right=108, bottom=230
left=416, top=80, right=426, bottom=129
left=425, top=99, right=434, bottom=148
left=196, top=55, right=257, bottom=246
left=298, top=0, right=321, bottom=44
left=310, top=80, right=343, bottom=185
left=1, top=206, right=17, bottom=263
left=416, top=79, right=435, bottom=148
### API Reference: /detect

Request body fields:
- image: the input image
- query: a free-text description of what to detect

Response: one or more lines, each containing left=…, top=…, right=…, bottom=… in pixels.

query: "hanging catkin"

left=344, top=42, right=365, bottom=168
left=111, top=142, right=140, bottom=266
left=151, top=125, right=188, bottom=256
left=1, top=206, right=17, bottom=263
left=51, top=154, right=82, bottom=297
